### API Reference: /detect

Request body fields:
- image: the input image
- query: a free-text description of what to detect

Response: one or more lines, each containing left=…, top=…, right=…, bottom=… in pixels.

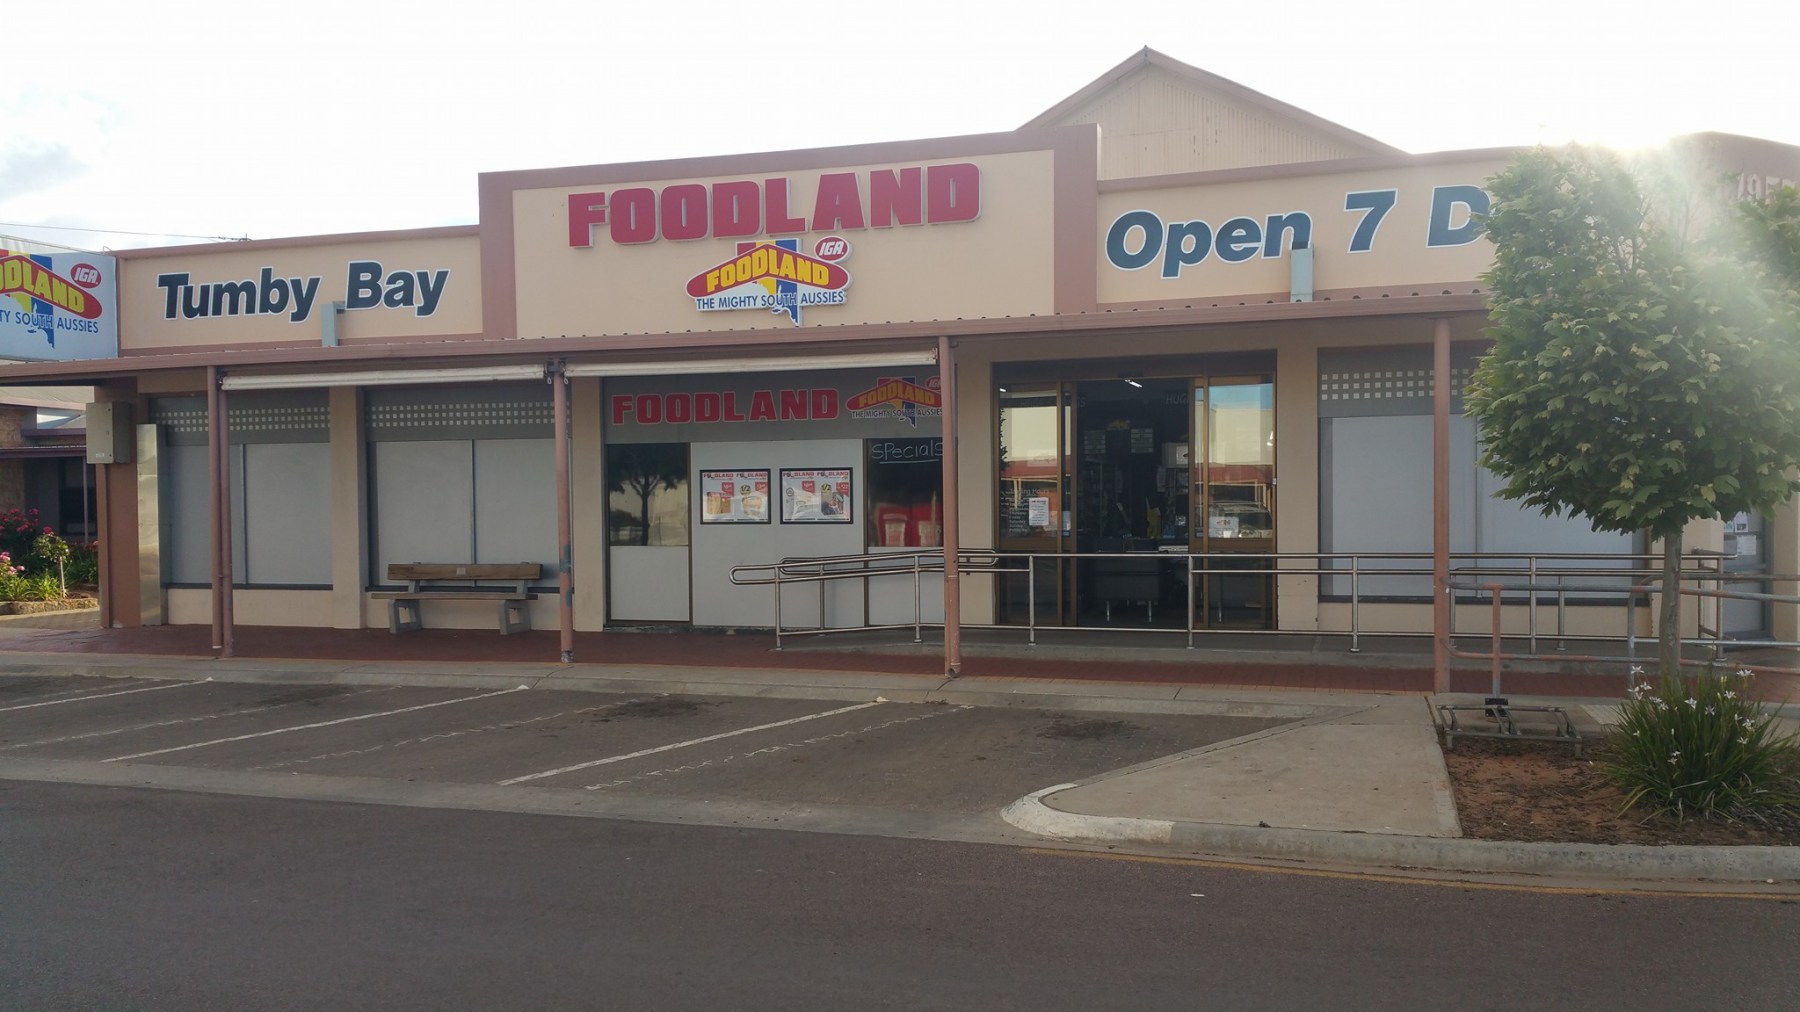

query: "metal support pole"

left=1432, top=318, right=1452, bottom=693
left=773, top=564, right=784, bottom=650
left=551, top=362, right=574, bottom=663
left=1350, top=555, right=1361, bottom=653
left=937, top=335, right=962, bottom=678
left=1027, top=554, right=1037, bottom=647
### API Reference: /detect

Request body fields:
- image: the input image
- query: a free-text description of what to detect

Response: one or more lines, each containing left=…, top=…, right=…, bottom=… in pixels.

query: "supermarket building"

left=6, top=49, right=1799, bottom=682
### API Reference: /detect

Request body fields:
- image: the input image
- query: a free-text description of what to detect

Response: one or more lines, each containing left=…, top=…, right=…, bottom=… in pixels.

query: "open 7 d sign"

left=0, top=248, right=119, bottom=361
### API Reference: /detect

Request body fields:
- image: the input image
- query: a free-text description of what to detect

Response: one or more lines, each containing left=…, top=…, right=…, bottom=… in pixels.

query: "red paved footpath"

left=6, top=621, right=1780, bottom=701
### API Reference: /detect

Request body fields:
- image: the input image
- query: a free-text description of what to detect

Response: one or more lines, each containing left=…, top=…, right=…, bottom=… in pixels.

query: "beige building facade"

left=8, top=49, right=1800, bottom=669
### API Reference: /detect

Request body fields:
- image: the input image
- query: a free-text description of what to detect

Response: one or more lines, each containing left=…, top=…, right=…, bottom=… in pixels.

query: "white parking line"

left=497, top=701, right=884, bottom=786
left=0, top=680, right=204, bottom=713
left=101, top=686, right=529, bottom=763
left=6, top=687, right=396, bottom=752
left=584, top=705, right=971, bottom=791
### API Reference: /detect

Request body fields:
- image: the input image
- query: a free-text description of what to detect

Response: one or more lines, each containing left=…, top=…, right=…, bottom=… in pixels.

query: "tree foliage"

left=1468, top=147, right=1800, bottom=537
left=1466, top=146, right=1800, bottom=674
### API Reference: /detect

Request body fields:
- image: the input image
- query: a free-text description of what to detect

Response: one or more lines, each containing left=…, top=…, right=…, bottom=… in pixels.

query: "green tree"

left=1465, top=146, right=1800, bottom=676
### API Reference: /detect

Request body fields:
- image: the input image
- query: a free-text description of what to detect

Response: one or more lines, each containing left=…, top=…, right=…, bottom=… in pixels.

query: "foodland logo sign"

left=686, top=236, right=852, bottom=326
left=0, top=248, right=119, bottom=361
left=564, top=163, right=982, bottom=326
left=846, top=374, right=940, bottom=428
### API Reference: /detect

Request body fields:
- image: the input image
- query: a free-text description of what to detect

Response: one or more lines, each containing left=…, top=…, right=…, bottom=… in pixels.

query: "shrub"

left=1604, top=666, right=1800, bottom=823
left=65, top=542, right=99, bottom=586
left=0, top=555, right=65, bottom=603
left=0, top=507, right=46, bottom=566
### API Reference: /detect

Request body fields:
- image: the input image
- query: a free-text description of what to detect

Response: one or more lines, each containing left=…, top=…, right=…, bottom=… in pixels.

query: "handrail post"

left=1027, top=554, right=1037, bottom=647
left=1349, top=555, right=1361, bottom=653
left=912, top=552, right=923, bottom=644
left=1527, top=556, right=1538, bottom=655
left=1489, top=582, right=1504, bottom=699
left=1556, top=574, right=1567, bottom=652
left=1625, top=587, right=1637, bottom=672
left=773, top=564, right=784, bottom=650
left=1186, top=551, right=1196, bottom=649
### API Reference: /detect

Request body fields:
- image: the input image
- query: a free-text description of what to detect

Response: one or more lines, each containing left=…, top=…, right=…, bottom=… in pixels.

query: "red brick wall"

left=0, top=407, right=24, bottom=509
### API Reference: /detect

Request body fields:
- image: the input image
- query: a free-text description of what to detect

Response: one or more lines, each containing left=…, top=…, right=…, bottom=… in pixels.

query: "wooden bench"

left=370, top=563, right=542, bottom=635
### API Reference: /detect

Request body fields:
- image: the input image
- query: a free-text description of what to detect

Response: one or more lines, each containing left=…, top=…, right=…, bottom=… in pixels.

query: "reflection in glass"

left=998, top=388, right=1062, bottom=544
left=1196, top=382, right=1274, bottom=541
left=607, top=443, right=690, bottom=546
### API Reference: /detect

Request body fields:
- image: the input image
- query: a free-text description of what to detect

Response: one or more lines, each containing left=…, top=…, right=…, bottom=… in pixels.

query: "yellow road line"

left=1023, top=848, right=1798, bottom=900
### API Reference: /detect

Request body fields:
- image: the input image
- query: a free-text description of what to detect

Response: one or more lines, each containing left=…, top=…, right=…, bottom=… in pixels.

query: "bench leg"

left=389, top=599, right=422, bottom=634
left=499, top=599, right=529, bottom=635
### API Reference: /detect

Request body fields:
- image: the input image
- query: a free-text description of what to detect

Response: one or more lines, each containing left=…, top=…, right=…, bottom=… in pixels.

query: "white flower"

left=1737, top=668, right=1754, bottom=678
left=1723, top=690, right=1736, bottom=700
left=1738, top=737, right=1750, bottom=745
left=1631, top=665, right=1646, bottom=676
left=1706, top=706, right=1716, bottom=715
left=1686, top=698, right=1698, bottom=707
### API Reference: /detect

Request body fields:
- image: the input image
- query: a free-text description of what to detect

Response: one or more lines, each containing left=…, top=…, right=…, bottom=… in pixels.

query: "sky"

left=2, top=0, right=1793, bottom=252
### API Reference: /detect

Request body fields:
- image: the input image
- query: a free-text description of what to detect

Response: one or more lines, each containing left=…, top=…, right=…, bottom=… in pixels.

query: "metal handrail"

left=727, top=548, right=1763, bottom=655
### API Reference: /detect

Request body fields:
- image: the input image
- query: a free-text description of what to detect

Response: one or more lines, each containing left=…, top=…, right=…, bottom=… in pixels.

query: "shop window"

left=866, top=437, right=943, bottom=548
left=150, top=393, right=330, bottom=587
left=608, top=443, right=690, bottom=547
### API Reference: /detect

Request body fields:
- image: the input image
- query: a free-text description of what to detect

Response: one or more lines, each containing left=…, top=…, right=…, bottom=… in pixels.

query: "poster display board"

left=699, top=469, right=770, bottom=523
left=781, top=468, right=853, bottom=524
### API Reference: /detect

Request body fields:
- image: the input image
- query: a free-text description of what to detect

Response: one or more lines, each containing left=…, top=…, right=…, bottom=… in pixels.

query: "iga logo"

left=685, top=238, right=852, bottom=326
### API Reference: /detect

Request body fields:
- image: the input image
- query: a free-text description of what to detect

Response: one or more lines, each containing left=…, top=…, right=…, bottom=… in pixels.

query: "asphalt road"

left=4, top=781, right=1797, bottom=1010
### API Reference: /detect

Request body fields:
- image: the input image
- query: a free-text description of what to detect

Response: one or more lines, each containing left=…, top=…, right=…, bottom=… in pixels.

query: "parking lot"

left=0, top=673, right=1286, bottom=820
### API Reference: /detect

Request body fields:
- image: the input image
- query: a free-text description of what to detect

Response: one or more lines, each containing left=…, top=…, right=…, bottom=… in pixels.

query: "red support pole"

left=552, top=362, right=574, bottom=663
left=1432, top=318, right=1452, bottom=694
left=218, top=380, right=235, bottom=658
left=937, top=335, right=962, bottom=679
left=208, top=367, right=224, bottom=654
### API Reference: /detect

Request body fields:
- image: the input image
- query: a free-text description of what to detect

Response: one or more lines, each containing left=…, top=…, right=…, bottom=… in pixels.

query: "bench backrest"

left=387, top=563, right=541, bottom=583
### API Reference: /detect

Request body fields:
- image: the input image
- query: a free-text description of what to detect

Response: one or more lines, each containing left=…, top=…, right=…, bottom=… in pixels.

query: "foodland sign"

left=0, top=247, right=119, bottom=361
left=566, top=163, right=981, bottom=326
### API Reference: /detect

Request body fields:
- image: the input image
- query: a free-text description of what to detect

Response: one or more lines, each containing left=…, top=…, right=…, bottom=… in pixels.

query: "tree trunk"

left=1659, top=529, right=1683, bottom=678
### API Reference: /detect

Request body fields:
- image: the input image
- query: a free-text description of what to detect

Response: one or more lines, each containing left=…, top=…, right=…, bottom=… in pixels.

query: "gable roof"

left=1022, top=47, right=1403, bottom=158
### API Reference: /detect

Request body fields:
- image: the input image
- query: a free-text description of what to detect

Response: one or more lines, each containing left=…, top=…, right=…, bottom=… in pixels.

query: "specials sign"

left=0, top=247, right=118, bottom=361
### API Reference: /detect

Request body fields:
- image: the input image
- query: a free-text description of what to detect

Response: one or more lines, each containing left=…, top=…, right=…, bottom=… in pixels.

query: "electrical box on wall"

left=85, top=402, right=135, bottom=464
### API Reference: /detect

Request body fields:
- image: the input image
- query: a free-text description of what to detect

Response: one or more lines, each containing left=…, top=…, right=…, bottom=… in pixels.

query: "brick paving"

left=10, top=608, right=1792, bottom=702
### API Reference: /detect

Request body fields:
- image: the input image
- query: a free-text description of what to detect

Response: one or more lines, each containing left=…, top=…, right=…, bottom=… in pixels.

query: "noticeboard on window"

left=699, top=469, right=770, bottom=524
left=780, top=467, right=853, bottom=524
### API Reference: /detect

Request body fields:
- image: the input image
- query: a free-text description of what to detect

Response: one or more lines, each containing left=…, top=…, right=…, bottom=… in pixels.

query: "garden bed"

left=1443, top=736, right=1798, bottom=846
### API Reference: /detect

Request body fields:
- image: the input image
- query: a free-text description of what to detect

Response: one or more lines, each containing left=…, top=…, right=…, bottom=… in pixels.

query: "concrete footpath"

left=1, top=641, right=1797, bottom=886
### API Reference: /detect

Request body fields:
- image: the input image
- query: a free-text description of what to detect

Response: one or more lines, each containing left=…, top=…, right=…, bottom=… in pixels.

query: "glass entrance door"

left=1192, top=379, right=1275, bottom=628
left=997, top=385, right=1070, bottom=625
left=994, top=371, right=1276, bottom=630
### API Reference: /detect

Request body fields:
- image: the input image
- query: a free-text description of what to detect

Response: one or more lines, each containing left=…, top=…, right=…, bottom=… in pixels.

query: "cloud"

left=0, top=146, right=87, bottom=202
